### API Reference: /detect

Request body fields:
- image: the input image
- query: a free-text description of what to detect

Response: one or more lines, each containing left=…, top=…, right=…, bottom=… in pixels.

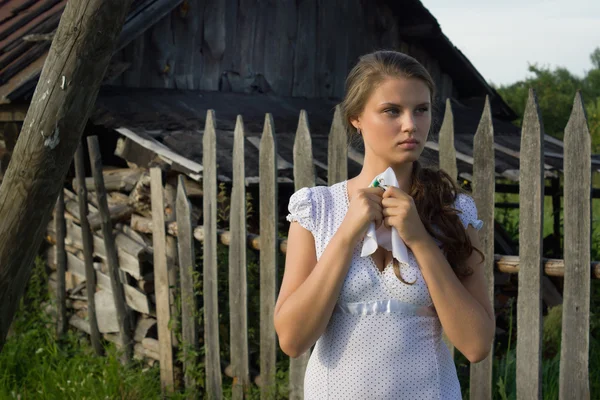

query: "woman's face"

left=351, top=76, right=431, bottom=165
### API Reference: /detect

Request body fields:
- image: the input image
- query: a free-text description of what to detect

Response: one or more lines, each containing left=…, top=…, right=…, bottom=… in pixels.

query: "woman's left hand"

left=381, top=186, right=432, bottom=248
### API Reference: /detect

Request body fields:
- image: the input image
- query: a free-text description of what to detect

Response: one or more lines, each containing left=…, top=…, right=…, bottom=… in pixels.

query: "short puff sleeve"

left=454, top=193, right=483, bottom=230
left=286, top=187, right=315, bottom=233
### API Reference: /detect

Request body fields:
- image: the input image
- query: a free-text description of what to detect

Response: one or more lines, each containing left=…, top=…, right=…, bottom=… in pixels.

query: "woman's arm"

left=274, top=219, right=359, bottom=358
left=410, top=226, right=495, bottom=363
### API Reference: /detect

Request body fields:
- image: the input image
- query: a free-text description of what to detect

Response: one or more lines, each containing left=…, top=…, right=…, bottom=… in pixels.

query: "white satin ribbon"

left=360, top=167, right=410, bottom=268
left=334, top=299, right=437, bottom=317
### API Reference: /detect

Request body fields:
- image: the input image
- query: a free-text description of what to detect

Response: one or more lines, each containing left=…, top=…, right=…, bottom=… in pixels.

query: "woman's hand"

left=381, top=186, right=432, bottom=248
left=341, top=187, right=384, bottom=242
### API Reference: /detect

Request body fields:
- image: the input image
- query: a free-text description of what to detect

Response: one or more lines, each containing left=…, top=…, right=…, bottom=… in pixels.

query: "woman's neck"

left=352, top=161, right=414, bottom=192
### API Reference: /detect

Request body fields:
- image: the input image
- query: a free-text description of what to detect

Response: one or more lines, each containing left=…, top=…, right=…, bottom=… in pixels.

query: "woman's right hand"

left=342, top=187, right=385, bottom=243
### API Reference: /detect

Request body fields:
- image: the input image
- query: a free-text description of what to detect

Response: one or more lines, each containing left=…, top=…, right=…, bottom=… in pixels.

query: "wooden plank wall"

left=112, top=0, right=449, bottom=101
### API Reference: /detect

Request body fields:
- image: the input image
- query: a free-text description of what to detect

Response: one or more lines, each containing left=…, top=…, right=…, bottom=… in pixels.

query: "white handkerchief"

left=360, top=167, right=410, bottom=268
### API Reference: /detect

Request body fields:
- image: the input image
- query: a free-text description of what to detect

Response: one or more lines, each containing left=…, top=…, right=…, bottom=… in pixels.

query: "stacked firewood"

left=44, top=141, right=202, bottom=366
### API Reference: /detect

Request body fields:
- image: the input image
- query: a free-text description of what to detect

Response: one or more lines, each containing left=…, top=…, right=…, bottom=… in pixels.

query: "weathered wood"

left=315, top=0, right=336, bottom=98
left=470, top=97, right=495, bottom=399
left=203, top=110, right=223, bottom=399
left=95, top=289, right=120, bottom=333
left=88, top=203, right=134, bottom=230
left=437, top=98, right=457, bottom=357
left=559, top=92, right=591, bottom=400
left=438, top=99, right=458, bottom=182
left=263, top=0, right=296, bottom=95
left=55, top=190, right=68, bottom=337
left=236, top=0, right=258, bottom=80
left=0, top=0, right=134, bottom=350
left=201, top=0, right=226, bottom=91
left=229, top=116, right=250, bottom=399
left=164, top=182, right=179, bottom=348
left=72, top=168, right=144, bottom=193
left=289, top=102, right=316, bottom=400
left=150, top=167, right=175, bottom=392
left=171, top=1, right=197, bottom=90
left=516, top=89, right=544, bottom=400
left=88, top=135, right=133, bottom=362
left=134, top=317, right=157, bottom=342
left=74, top=143, right=103, bottom=355
left=114, top=137, right=156, bottom=168
left=47, top=217, right=151, bottom=280
left=292, top=0, right=317, bottom=97
left=176, top=175, right=199, bottom=396
left=259, top=113, right=278, bottom=399
left=327, top=106, right=348, bottom=185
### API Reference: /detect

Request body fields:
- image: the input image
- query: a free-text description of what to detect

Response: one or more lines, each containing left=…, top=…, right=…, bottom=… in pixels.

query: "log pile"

left=44, top=139, right=203, bottom=366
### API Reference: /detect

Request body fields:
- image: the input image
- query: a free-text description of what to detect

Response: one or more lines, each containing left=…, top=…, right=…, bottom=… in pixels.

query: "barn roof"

left=0, top=0, right=183, bottom=104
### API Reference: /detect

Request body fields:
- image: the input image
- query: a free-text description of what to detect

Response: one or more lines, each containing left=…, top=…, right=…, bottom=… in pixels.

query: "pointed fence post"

left=469, top=98, right=495, bottom=400
left=437, top=98, right=457, bottom=358
left=328, top=105, right=348, bottom=184
left=203, top=110, right=223, bottom=400
left=289, top=110, right=315, bottom=400
left=559, top=92, right=591, bottom=400
left=229, top=115, right=250, bottom=399
left=438, top=99, right=458, bottom=183
left=516, top=88, right=545, bottom=399
left=260, top=114, right=278, bottom=399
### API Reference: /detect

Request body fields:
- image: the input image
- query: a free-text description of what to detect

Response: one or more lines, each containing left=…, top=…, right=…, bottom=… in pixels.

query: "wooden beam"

left=0, top=0, right=134, bottom=351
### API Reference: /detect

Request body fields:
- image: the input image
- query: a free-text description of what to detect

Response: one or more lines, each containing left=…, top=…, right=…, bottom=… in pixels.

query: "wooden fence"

left=50, top=88, right=595, bottom=399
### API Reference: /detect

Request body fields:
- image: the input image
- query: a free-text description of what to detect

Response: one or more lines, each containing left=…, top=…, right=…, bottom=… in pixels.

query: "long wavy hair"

left=340, top=50, right=484, bottom=283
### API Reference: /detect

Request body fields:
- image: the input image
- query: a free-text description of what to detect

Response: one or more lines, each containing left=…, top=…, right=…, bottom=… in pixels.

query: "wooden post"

left=230, top=116, right=250, bottom=399
left=559, top=92, right=591, bottom=400
left=289, top=110, right=315, bottom=400
left=203, top=110, right=223, bottom=399
left=438, top=99, right=458, bottom=183
left=516, top=89, right=544, bottom=399
left=260, top=114, right=278, bottom=399
left=74, top=143, right=103, bottom=355
left=151, top=167, right=175, bottom=392
left=437, top=98, right=457, bottom=358
left=470, top=97, right=495, bottom=400
left=327, top=105, right=348, bottom=185
left=0, top=0, right=133, bottom=350
left=55, top=190, right=68, bottom=336
left=88, top=136, right=133, bottom=362
left=176, top=175, right=198, bottom=397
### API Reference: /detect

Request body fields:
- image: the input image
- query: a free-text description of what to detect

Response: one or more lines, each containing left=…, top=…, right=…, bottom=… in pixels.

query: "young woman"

left=274, top=50, right=495, bottom=399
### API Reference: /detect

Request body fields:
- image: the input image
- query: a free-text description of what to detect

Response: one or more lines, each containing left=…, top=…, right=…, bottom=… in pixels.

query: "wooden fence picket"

left=516, top=89, right=545, bottom=399
left=259, top=113, right=278, bottom=399
left=289, top=110, right=315, bottom=400
left=559, top=92, right=592, bottom=400
left=229, top=115, right=251, bottom=399
left=470, top=98, right=495, bottom=400
left=203, top=110, right=223, bottom=400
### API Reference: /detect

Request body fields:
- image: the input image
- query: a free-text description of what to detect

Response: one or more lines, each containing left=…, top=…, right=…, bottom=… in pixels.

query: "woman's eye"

left=384, top=108, right=399, bottom=115
left=415, top=107, right=429, bottom=114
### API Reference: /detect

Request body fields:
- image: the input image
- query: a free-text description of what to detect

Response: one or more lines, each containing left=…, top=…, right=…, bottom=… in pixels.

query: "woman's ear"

left=350, top=117, right=360, bottom=130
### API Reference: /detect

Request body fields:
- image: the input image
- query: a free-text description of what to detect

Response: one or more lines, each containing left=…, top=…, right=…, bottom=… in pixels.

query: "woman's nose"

left=401, top=112, right=416, bottom=133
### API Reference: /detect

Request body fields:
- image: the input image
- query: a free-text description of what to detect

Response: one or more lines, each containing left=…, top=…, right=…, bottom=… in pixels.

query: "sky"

left=421, top=0, right=600, bottom=87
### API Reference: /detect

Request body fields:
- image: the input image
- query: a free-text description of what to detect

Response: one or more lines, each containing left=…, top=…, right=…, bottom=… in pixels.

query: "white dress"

left=286, top=180, right=483, bottom=400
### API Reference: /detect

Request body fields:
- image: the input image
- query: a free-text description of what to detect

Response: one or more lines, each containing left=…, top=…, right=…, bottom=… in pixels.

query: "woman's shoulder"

left=452, top=192, right=483, bottom=230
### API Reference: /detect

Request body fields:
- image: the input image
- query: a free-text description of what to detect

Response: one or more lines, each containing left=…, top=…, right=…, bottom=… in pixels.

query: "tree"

left=496, top=48, right=600, bottom=152
left=0, top=1, right=133, bottom=351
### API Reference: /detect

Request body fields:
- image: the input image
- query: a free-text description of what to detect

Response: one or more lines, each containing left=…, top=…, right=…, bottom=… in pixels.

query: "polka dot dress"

left=286, top=180, right=483, bottom=399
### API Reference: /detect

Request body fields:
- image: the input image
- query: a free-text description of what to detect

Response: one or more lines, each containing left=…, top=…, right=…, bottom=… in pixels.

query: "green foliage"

left=496, top=47, right=600, bottom=152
